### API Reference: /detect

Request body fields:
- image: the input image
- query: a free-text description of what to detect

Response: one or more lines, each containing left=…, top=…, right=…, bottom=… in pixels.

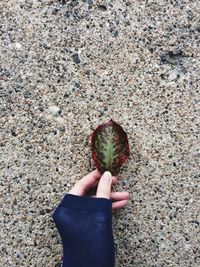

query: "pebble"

left=48, top=106, right=61, bottom=116
left=168, top=70, right=178, bottom=81
left=15, top=43, right=22, bottom=50
left=72, top=53, right=81, bottom=64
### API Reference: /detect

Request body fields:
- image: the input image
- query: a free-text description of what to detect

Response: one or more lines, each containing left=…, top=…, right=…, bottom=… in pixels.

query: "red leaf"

left=90, top=119, right=130, bottom=175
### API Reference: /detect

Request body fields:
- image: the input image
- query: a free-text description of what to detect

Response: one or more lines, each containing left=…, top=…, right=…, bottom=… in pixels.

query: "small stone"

left=47, top=132, right=55, bottom=141
left=97, top=5, right=107, bottom=11
left=52, top=8, right=59, bottom=15
left=15, top=43, right=22, bottom=50
left=48, top=105, right=61, bottom=116
left=168, top=71, right=178, bottom=81
left=11, top=129, right=17, bottom=137
left=24, top=91, right=32, bottom=98
left=72, top=53, right=81, bottom=64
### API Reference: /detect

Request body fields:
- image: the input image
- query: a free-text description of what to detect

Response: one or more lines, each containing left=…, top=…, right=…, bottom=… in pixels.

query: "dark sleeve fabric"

left=52, top=194, right=115, bottom=267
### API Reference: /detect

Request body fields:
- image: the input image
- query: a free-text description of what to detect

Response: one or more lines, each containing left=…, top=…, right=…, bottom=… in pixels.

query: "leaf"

left=90, top=119, right=130, bottom=175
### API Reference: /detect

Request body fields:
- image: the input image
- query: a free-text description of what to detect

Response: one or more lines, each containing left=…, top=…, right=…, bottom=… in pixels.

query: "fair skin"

left=69, top=169, right=129, bottom=211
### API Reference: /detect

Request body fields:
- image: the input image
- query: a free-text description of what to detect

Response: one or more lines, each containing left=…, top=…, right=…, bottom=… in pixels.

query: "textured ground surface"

left=0, top=0, right=199, bottom=266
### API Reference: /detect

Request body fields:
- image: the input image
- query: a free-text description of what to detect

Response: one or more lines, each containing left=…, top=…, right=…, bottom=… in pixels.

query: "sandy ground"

left=0, top=0, right=199, bottom=266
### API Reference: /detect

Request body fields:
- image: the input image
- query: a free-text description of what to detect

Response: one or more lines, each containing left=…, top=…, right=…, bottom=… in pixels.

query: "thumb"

left=96, top=171, right=112, bottom=199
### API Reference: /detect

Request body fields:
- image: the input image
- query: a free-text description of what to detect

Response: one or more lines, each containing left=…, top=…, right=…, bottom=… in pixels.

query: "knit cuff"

left=57, top=193, right=112, bottom=213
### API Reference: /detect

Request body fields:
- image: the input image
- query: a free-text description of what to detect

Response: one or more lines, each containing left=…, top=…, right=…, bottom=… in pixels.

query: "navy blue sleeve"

left=52, top=194, right=115, bottom=267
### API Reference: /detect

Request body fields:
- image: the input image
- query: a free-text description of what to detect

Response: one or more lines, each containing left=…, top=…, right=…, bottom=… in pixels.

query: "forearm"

left=53, top=194, right=115, bottom=267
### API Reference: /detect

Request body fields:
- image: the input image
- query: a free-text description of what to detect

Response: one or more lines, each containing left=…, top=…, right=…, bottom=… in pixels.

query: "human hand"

left=69, top=169, right=129, bottom=211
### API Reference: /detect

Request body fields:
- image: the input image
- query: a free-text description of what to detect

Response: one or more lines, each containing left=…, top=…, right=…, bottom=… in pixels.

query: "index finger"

left=69, top=169, right=101, bottom=196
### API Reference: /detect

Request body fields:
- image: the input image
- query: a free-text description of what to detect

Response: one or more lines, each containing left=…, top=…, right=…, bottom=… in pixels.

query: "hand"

left=69, top=169, right=129, bottom=211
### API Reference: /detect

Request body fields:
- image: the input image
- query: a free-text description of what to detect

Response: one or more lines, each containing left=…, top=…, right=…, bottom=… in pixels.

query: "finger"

left=112, top=176, right=117, bottom=184
left=92, top=175, right=117, bottom=189
left=112, top=199, right=129, bottom=211
left=96, top=171, right=112, bottom=199
left=69, top=169, right=101, bottom=196
left=110, top=191, right=129, bottom=201
left=92, top=191, right=129, bottom=200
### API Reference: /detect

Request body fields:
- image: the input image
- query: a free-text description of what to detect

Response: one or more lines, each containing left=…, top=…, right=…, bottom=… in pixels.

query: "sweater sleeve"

left=52, top=194, right=115, bottom=267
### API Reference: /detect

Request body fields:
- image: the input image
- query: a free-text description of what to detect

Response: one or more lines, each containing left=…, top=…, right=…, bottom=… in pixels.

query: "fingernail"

left=102, top=171, right=112, bottom=182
